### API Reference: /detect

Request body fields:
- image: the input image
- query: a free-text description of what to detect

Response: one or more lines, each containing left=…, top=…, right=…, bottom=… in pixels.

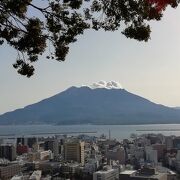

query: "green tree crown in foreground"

left=0, top=0, right=179, bottom=77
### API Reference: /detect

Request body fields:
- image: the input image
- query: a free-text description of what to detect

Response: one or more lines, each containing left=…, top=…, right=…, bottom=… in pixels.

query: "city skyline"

left=0, top=6, right=180, bottom=114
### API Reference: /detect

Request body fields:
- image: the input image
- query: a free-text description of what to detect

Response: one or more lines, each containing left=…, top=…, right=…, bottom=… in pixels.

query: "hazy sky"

left=0, top=6, right=180, bottom=114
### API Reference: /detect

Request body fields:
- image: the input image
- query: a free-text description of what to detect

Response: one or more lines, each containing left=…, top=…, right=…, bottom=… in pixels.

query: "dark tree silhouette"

left=0, top=0, right=179, bottom=77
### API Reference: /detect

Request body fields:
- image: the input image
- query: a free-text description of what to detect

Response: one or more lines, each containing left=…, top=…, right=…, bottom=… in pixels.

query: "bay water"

left=1, top=124, right=180, bottom=140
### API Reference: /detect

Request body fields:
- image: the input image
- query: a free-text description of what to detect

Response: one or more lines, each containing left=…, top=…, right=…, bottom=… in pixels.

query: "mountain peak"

left=81, top=81, right=123, bottom=90
left=1, top=82, right=180, bottom=125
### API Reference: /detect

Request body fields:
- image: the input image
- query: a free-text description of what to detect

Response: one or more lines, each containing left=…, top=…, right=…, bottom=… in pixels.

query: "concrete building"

left=128, top=145, right=144, bottom=160
left=16, top=144, right=28, bottom=155
left=17, top=137, right=28, bottom=146
left=44, top=139, right=59, bottom=157
left=152, top=144, right=166, bottom=161
left=119, top=170, right=137, bottom=179
left=156, top=166, right=176, bottom=180
left=60, top=163, right=80, bottom=175
left=64, top=140, right=85, bottom=165
left=11, top=174, right=30, bottom=180
left=0, top=139, right=3, bottom=145
left=39, top=150, right=52, bottom=160
left=29, top=170, right=42, bottom=180
left=106, top=145, right=125, bottom=164
left=84, top=158, right=100, bottom=174
left=39, top=161, right=60, bottom=174
left=93, top=166, right=119, bottom=180
left=173, top=137, right=180, bottom=149
left=0, top=144, right=16, bottom=161
left=176, top=150, right=180, bottom=161
left=167, top=171, right=176, bottom=180
left=0, top=163, right=21, bottom=179
left=17, top=137, right=38, bottom=148
left=165, top=137, right=173, bottom=150
left=27, top=150, right=52, bottom=161
left=174, top=150, right=180, bottom=172
left=145, top=146, right=158, bottom=165
left=119, top=167, right=167, bottom=180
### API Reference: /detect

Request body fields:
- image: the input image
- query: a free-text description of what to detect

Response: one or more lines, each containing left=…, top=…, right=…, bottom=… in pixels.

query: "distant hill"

left=0, top=81, right=180, bottom=125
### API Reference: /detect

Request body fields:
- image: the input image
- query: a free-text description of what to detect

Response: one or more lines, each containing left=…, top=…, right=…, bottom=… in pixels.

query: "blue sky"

left=0, top=6, right=180, bottom=114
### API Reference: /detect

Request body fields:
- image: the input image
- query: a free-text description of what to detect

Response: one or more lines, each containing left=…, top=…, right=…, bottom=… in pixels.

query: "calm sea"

left=1, top=124, right=180, bottom=140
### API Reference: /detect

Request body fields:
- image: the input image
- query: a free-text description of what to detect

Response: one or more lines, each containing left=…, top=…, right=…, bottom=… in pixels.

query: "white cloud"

left=81, top=81, right=123, bottom=89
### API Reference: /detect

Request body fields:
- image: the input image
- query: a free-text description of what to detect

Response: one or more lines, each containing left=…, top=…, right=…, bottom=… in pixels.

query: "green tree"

left=0, top=0, right=179, bottom=77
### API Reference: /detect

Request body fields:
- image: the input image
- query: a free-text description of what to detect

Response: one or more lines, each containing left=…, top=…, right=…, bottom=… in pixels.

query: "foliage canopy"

left=0, top=0, right=179, bottom=77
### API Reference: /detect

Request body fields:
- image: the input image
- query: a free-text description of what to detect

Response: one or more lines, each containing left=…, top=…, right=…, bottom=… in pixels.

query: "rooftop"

left=120, top=170, right=137, bottom=175
left=94, top=168, right=118, bottom=174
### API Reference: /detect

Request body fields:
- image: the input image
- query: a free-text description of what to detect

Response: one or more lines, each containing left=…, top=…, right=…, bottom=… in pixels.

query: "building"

left=0, top=144, right=16, bottom=161
left=27, top=137, right=38, bottom=148
left=16, top=144, right=28, bottom=155
left=165, top=136, right=173, bottom=150
left=156, top=166, right=177, bottom=180
left=84, top=158, right=100, bottom=174
left=167, top=171, right=176, bottom=180
left=119, top=170, right=137, bottom=180
left=93, top=166, right=119, bottom=180
left=27, top=152, right=40, bottom=162
left=119, top=167, right=167, bottom=180
left=0, top=163, right=21, bottom=179
left=29, top=170, right=42, bottom=180
left=39, top=150, right=52, bottom=160
left=106, top=145, right=125, bottom=164
left=27, top=150, right=52, bottom=161
left=64, top=140, right=85, bottom=165
left=152, top=144, right=166, bottom=161
left=176, top=150, right=180, bottom=161
left=145, top=146, right=158, bottom=165
left=60, top=163, right=80, bottom=175
left=44, top=139, right=59, bottom=157
left=39, top=161, right=60, bottom=174
left=173, top=137, right=180, bottom=149
left=0, top=139, right=3, bottom=145
left=11, top=174, right=30, bottom=180
left=17, top=137, right=28, bottom=146
left=17, top=137, right=38, bottom=148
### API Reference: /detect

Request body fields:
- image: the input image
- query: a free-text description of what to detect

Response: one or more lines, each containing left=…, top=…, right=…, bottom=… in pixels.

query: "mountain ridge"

left=0, top=85, right=180, bottom=125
